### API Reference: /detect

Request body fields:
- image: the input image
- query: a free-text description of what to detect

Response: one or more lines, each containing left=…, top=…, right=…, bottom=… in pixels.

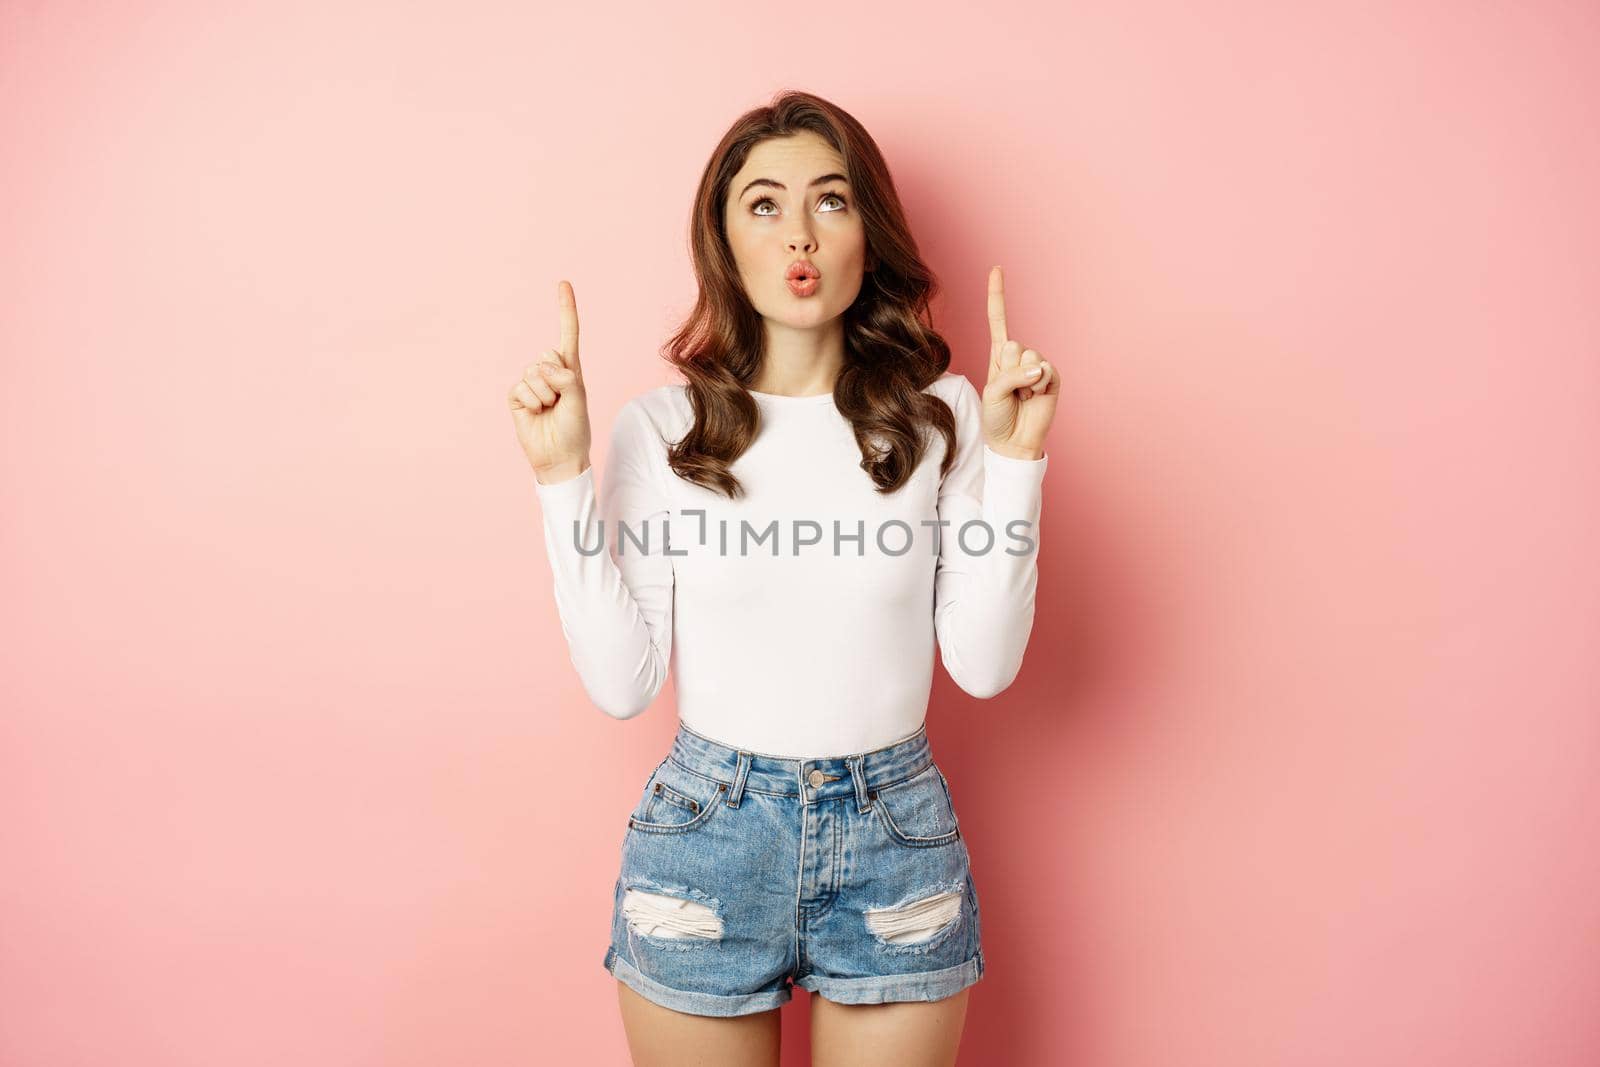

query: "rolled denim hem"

left=794, top=949, right=984, bottom=1005
left=604, top=945, right=794, bottom=1017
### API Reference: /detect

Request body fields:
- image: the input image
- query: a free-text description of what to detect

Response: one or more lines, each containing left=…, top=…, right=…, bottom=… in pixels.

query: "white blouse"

left=532, top=371, right=1048, bottom=759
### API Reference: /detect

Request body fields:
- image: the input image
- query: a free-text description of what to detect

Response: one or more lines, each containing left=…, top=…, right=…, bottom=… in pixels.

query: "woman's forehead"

left=736, top=133, right=845, bottom=181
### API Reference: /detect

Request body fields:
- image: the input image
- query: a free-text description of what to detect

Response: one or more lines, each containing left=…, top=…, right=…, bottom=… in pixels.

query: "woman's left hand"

left=980, top=265, right=1059, bottom=461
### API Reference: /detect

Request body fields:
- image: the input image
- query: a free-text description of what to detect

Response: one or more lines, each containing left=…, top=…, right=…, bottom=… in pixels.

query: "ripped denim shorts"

left=602, top=719, right=985, bottom=1017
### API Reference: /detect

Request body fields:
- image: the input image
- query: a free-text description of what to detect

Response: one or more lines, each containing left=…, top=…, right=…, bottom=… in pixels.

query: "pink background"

left=3, top=2, right=1597, bottom=1064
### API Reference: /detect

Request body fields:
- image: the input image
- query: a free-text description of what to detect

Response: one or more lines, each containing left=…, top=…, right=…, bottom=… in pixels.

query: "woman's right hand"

left=509, top=279, right=593, bottom=484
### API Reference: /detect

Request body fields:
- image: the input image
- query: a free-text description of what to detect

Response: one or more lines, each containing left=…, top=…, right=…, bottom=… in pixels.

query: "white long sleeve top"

left=532, top=371, right=1048, bottom=759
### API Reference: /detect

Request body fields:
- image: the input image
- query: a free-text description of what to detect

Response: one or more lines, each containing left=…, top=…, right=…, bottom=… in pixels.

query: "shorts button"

left=807, top=769, right=825, bottom=787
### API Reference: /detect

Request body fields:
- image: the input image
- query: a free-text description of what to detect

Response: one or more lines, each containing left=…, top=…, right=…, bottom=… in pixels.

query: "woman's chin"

left=761, top=303, right=846, bottom=330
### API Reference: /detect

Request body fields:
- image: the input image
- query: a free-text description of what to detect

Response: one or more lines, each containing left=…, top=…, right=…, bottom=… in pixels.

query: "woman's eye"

left=750, top=192, right=847, bottom=217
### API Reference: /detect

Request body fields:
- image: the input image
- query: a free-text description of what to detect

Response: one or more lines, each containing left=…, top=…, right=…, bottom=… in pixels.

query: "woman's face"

left=722, top=131, right=869, bottom=332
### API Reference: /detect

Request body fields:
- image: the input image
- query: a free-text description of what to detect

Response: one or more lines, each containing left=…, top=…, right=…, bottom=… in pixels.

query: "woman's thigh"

left=809, top=987, right=971, bottom=1067
left=616, top=979, right=781, bottom=1067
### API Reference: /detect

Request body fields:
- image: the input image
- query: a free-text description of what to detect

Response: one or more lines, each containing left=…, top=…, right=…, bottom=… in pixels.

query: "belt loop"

left=850, top=753, right=872, bottom=814
left=728, top=750, right=752, bottom=807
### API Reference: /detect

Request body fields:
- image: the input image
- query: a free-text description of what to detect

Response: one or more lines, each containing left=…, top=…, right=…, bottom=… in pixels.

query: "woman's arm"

left=532, top=399, right=675, bottom=718
left=933, top=375, right=1049, bottom=699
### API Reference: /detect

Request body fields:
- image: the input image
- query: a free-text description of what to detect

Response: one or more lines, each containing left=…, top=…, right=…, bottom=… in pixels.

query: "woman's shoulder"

left=619, top=381, right=685, bottom=410
left=924, top=371, right=980, bottom=417
left=925, top=371, right=972, bottom=398
left=614, top=383, right=692, bottom=443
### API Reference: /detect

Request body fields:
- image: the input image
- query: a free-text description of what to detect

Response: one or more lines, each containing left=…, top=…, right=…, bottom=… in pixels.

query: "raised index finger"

left=987, top=265, right=1008, bottom=354
left=557, top=279, right=581, bottom=371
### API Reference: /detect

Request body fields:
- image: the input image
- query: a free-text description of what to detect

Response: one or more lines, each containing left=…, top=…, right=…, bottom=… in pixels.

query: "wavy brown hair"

left=661, top=89, right=959, bottom=499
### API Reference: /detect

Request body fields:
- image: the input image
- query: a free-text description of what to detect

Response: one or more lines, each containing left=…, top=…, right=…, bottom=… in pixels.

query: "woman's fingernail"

left=1025, top=366, right=1042, bottom=377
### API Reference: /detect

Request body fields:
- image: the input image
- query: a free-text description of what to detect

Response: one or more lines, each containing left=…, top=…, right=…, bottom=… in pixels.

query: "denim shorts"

left=602, top=720, right=985, bottom=1017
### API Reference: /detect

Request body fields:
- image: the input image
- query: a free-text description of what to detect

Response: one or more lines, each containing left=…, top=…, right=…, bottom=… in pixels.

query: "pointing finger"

left=557, top=279, right=581, bottom=372
left=987, top=265, right=1008, bottom=358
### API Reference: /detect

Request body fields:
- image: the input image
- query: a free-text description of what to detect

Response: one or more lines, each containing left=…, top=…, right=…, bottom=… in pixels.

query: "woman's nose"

left=787, top=232, right=816, bottom=254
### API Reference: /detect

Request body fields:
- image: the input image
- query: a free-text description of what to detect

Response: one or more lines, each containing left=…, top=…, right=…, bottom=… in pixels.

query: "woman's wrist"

left=534, top=456, right=591, bottom=485
left=983, top=440, right=1044, bottom=462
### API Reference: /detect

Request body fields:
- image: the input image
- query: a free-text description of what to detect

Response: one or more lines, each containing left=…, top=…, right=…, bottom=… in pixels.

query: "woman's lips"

left=785, top=260, right=820, bottom=297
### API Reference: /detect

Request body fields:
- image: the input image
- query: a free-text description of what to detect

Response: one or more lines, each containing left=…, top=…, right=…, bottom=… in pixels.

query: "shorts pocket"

left=871, top=763, right=961, bottom=848
left=647, top=779, right=702, bottom=820
left=628, top=758, right=729, bottom=836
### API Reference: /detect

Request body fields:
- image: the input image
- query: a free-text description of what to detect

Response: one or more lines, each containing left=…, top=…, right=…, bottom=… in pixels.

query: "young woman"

left=509, top=91, right=1058, bottom=1066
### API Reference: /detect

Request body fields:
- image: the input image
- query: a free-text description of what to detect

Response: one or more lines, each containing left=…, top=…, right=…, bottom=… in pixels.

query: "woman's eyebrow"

left=739, top=173, right=850, bottom=198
